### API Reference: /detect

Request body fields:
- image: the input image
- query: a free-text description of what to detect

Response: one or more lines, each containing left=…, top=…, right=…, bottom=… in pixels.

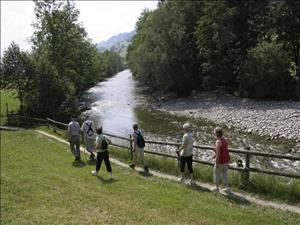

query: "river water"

left=82, top=70, right=299, bottom=173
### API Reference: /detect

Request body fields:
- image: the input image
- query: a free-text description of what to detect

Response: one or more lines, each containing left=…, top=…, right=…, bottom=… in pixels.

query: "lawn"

left=0, top=90, right=20, bottom=125
left=1, top=130, right=299, bottom=225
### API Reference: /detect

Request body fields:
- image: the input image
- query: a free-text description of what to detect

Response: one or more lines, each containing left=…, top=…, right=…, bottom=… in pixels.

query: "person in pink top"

left=213, top=127, right=231, bottom=193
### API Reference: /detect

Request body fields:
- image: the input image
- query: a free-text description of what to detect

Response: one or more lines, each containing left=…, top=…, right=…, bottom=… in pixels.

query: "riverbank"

left=151, top=92, right=300, bottom=147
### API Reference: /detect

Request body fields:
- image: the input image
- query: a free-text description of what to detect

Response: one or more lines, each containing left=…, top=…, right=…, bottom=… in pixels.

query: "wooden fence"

left=45, top=118, right=300, bottom=184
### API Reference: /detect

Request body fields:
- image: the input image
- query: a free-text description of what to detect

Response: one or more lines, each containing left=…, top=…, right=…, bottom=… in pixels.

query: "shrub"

left=237, top=41, right=296, bottom=100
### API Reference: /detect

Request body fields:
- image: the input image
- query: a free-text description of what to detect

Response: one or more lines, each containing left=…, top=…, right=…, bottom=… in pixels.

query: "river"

left=81, top=70, right=299, bottom=173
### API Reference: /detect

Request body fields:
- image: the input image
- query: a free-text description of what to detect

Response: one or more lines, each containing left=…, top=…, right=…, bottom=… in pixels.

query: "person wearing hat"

left=81, top=115, right=96, bottom=160
left=67, top=116, right=81, bottom=161
left=176, top=123, right=195, bottom=185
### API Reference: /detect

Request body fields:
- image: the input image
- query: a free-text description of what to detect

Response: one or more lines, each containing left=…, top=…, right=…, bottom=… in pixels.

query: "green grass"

left=0, top=90, right=20, bottom=125
left=34, top=126, right=300, bottom=204
left=2, top=130, right=300, bottom=225
left=109, top=146, right=300, bottom=205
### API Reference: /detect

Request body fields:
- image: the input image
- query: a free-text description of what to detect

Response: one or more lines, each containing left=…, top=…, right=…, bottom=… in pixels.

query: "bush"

left=237, top=41, right=296, bottom=100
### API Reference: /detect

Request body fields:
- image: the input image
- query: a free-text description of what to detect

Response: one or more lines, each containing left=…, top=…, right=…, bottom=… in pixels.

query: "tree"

left=127, top=1, right=203, bottom=96
left=237, top=41, right=295, bottom=99
left=272, top=0, right=300, bottom=77
left=1, top=42, right=35, bottom=112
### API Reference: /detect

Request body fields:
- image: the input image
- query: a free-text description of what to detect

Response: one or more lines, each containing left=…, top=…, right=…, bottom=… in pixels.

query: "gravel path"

left=153, top=92, right=300, bottom=144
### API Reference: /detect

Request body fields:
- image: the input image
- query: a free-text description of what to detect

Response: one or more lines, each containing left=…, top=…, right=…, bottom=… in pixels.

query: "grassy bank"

left=0, top=90, right=20, bottom=125
left=109, top=146, right=300, bottom=205
left=1, top=130, right=300, bottom=225
left=34, top=125, right=300, bottom=205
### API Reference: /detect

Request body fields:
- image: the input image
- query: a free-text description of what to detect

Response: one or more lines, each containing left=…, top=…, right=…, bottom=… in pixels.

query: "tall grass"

left=1, top=130, right=300, bottom=225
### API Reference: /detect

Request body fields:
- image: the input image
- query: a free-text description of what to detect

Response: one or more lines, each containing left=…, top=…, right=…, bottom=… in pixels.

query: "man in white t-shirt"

left=81, top=116, right=96, bottom=160
left=176, top=123, right=195, bottom=185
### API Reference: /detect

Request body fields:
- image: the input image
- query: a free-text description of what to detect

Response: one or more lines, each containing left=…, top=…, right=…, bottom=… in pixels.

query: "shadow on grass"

left=224, top=192, right=250, bottom=205
left=187, top=184, right=211, bottom=193
left=138, top=171, right=153, bottom=177
left=97, top=176, right=117, bottom=184
left=72, top=160, right=86, bottom=167
left=86, top=159, right=96, bottom=165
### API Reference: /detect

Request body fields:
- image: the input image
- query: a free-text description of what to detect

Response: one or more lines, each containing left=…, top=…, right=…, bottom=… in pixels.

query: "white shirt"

left=68, top=121, right=81, bottom=136
left=81, top=120, right=96, bottom=139
left=181, top=132, right=193, bottom=157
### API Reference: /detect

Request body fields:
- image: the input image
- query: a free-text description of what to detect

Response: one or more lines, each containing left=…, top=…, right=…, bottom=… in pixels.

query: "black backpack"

left=135, top=131, right=145, bottom=148
left=101, top=136, right=108, bottom=150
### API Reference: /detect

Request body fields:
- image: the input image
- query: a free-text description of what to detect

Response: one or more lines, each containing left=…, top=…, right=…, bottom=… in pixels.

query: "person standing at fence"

left=129, top=124, right=149, bottom=174
left=213, top=127, right=231, bottom=193
left=176, top=123, right=195, bottom=185
left=67, top=116, right=81, bottom=161
left=81, top=116, right=96, bottom=160
left=91, top=127, right=113, bottom=179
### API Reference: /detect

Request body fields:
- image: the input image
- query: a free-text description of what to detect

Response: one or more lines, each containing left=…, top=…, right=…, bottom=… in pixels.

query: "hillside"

left=97, top=31, right=135, bottom=57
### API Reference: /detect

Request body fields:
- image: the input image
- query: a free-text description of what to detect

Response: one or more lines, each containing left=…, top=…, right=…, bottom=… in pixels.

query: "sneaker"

left=129, top=164, right=135, bottom=169
left=91, top=170, right=98, bottom=176
left=223, top=187, right=231, bottom=194
left=109, top=173, right=114, bottom=180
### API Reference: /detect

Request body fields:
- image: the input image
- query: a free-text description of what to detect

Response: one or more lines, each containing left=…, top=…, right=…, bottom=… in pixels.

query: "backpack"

left=135, top=131, right=145, bottom=148
left=101, top=136, right=108, bottom=150
left=85, top=122, right=94, bottom=137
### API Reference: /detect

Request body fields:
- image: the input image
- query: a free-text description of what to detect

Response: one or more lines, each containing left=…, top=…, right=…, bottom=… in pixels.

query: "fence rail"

left=44, top=118, right=300, bottom=182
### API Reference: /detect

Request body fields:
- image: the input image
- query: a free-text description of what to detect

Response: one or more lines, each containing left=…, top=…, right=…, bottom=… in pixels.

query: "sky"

left=1, top=0, right=158, bottom=55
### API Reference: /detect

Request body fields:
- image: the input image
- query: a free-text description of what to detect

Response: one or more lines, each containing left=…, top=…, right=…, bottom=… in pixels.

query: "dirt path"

left=32, top=129, right=300, bottom=214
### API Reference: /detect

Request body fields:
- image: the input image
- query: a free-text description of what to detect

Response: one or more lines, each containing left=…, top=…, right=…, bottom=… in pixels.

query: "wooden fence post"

left=242, top=147, right=251, bottom=186
left=129, top=134, right=133, bottom=160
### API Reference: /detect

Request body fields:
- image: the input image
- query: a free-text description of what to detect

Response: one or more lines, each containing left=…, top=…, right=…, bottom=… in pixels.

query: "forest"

left=127, top=0, right=300, bottom=99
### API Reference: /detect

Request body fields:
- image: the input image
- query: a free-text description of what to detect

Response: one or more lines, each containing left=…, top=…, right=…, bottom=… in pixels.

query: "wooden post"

left=242, top=147, right=251, bottom=186
left=129, top=134, right=133, bottom=160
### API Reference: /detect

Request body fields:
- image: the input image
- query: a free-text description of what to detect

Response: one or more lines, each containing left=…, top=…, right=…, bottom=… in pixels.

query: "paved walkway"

left=32, top=129, right=300, bottom=214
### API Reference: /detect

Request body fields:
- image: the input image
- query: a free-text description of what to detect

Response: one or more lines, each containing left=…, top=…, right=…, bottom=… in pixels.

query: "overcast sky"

left=1, top=0, right=158, bottom=55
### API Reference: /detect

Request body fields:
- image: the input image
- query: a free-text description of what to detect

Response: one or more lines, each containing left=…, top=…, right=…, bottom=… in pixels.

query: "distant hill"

left=97, top=31, right=136, bottom=58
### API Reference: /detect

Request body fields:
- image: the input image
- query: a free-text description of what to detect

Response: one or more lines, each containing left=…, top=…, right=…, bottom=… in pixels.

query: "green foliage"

left=237, top=41, right=296, bottom=99
left=128, top=0, right=299, bottom=100
left=127, top=2, right=203, bottom=96
left=1, top=0, right=124, bottom=120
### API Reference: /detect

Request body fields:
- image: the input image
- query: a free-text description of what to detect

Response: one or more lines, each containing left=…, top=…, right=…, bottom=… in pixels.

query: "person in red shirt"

left=213, top=127, right=231, bottom=193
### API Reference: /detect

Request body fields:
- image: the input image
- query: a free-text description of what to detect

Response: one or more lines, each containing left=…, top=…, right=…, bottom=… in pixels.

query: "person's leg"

left=139, top=148, right=148, bottom=171
left=69, top=137, right=76, bottom=157
left=74, top=136, right=80, bottom=159
left=179, top=156, right=187, bottom=181
left=222, top=164, right=231, bottom=193
left=86, top=139, right=95, bottom=159
left=103, top=151, right=112, bottom=172
left=214, top=163, right=221, bottom=191
left=186, top=155, right=195, bottom=184
left=96, top=152, right=104, bottom=172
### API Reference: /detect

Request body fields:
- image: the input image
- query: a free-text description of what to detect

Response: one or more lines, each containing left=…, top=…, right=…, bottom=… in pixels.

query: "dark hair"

left=133, top=124, right=138, bottom=130
left=96, top=127, right=103, bottom=134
